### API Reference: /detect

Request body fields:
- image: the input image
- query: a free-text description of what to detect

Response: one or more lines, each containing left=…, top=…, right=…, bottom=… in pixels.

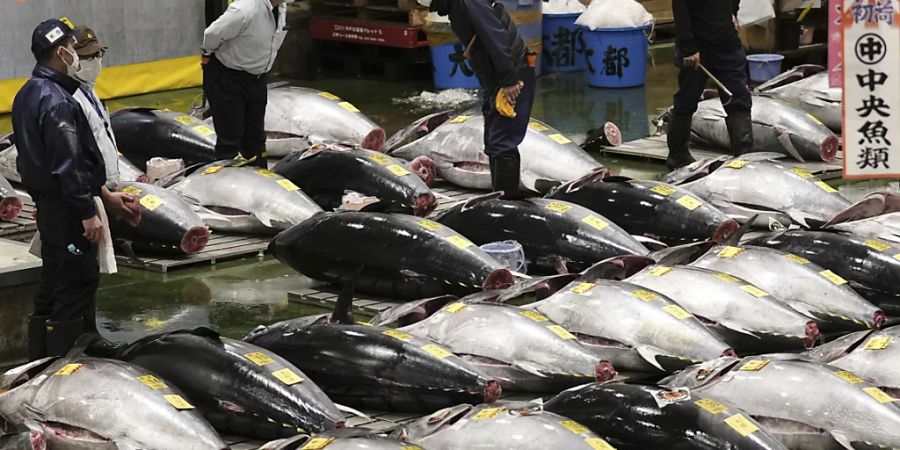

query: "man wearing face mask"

left=12, top=18, right=128, bottom=359
left=201, top=0, right=291, bottom=168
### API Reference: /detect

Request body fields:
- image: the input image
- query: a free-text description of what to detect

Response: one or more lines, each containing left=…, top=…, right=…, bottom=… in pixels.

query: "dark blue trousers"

left=672, top=46, right=752, bottom=117
left=481, top=66, right=536, bottom=157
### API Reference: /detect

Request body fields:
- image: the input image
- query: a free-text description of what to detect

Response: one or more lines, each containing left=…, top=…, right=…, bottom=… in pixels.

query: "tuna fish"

left=688, top=244, right=885, bottom=331
left=822, top=191, right=900, bottom=241
left=111, top=108, right=218, bottom=170
left=663, top=355, right=900, bottom=450
left=111, top=181, right=210, bottom=255
left=0, top=355, right=226, bottom=450
left=746, top=230, right=900, bottom=296
left=244, top=314, right=502, bottom=412
left=806, top=325, right=900, bottom=397
left=756, top=65, right=841, bottom=132
left=546, top=170, right=740, bottom=244
left=436, top=194, right=649, bottom=273
left=688, top=96, right=838, bottom=162
left=109, top=327, right=343, bottom=439
left=388, top=109, right=604, bottom=192
left=627, top=265, right=820, bottom=352
left=372, top=297, right=615, bottom=391
left=0, top=174, right=22, bottom=222
left=545, top=383, right=789, bottom=450
left=268, top=212, right=513, bottom=300
left=170, top=161, right=323, bottom=234
left=272, top=143, right=437, bottom=216
left=260, top=432, right=422, bottom=450
left=663, top=153, right=852, bottom=228
left=397, top=402, right=617, bottom=450
left=264, top=86, right=386, bottom=156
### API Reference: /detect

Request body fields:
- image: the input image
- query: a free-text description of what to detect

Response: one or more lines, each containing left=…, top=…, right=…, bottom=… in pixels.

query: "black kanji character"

left=858, top=120, right=892, bottom=146
left=857, top=146, right=891, bottom=169
left=857, top=69, right=889, bottom=91
left=856, top=95, right=891, bottom=118
left=603, top=45, right=630, bottom=79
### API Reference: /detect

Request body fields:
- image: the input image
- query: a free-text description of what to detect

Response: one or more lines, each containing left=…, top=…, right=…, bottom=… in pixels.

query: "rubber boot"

left=665, top=113, right=696, bottom=170
left=81, top=299, right=126, bottom=357
left=46, top=318, right=84, bottom=357
left=27, top=315, right=49, bottom=361
left=725, top=110, right=754, bottom=156
left=492, top=154, right=526, bottom=200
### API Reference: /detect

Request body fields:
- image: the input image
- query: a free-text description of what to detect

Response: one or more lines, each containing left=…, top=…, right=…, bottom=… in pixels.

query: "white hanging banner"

left=842, top=0, right=900, bottom=179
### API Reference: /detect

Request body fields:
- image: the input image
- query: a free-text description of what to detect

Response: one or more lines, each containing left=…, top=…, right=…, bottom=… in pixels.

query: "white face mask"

left=417, top=0, right=431, bottom=7
left=75, top=57, right=102, bottom=84
left=59, top=46, right=80, bottom=77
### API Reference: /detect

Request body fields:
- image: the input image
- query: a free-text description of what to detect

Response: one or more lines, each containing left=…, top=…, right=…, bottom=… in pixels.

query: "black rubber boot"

left=46, top=318, right=84, bottom=357
left=491, top=154, right=526, bottom=200
left=725, top=110, right=754, bottom=156
left=665, top=113, right=696, bottom=170
left=27, top=314, right=49, bottom=361
left=81, top=299, right=127, bottom=357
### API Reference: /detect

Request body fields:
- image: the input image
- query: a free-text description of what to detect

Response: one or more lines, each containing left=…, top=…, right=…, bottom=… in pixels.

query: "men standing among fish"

left=418, top=0, right=536, bottom=199
left=12, top=19, right=137, bottom=360
left=666, top=0, right=753, bottom=169
left=201, top=0, right=290, bottom=168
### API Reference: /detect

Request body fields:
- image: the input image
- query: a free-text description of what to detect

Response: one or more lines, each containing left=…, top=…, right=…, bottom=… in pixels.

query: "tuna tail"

left=580, top=255, right=656, bottom=282
left=369, top=295, right=459, bottom=327
left=755, top=64, right=826, bottom=92
left=635, top=346, right=667, bottom=371
left=494, top=274, right=578, bottom=304
left=829, top=431, right=856, bottom=450
left=651, top=241, right=716, bottom=266
left=332, top=265, right=364, bottom=325
left=824, top=191, right=900, bottom=227
left=775, top=128, right=806, bottom=162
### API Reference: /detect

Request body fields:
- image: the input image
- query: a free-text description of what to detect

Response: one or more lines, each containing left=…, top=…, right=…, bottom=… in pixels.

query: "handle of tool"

left=699, top=64, right=733, bottom=99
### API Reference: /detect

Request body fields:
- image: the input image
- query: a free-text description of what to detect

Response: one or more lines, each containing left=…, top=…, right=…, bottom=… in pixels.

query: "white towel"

left=27, top=197, right=117, bottom=274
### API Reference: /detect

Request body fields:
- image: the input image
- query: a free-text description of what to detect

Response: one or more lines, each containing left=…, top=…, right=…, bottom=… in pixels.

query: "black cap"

left=31, top=17, right=76, bottom=57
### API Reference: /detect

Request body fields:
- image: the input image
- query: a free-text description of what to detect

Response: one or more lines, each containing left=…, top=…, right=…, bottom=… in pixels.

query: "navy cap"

left=31, top=17, right=76, bottom=57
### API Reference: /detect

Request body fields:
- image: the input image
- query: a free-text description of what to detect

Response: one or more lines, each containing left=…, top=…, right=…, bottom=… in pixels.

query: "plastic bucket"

left=581, top=23, right=652, bottom=88
left=430, top=42, right=481, bottom=90
left=747, top=53, right=785, bottom=83
left=480, top=240, right=527, bottom=274
left=542, top=13, right=587, bottom=73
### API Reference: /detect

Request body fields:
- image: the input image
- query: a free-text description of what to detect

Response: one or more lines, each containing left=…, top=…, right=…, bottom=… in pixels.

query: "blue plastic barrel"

left=430, top=42, right=481, bottom=90
left=581, top=23, right=652, bottom=88
left=747, top=54, right=785, bottom=83
left=542, top=13, right=586, bottom=73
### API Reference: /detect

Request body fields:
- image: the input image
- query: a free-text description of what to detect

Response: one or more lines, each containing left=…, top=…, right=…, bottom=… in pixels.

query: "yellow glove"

left=496, top=87, right=517, bottom=118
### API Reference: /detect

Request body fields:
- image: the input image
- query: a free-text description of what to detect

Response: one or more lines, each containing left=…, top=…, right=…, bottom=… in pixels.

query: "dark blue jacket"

left=434, top=0, right=527, bottom=89
left=673, top=0, right=742, bottom=55
left=12, top=65, right=104, bottom=229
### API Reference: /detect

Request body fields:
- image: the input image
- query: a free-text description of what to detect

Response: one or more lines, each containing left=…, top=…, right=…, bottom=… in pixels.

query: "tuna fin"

left=580, top=255, right=656, bottom=282
left=786, top=210, right=817, bottom=229
left=256, top=212, right=276, bottom=228
left=652, top=241, right=716, bottom=266
left=787, top=301, right=819, bottom=319
left=513, top=361, right=549, bottom=378
left=722, top=214, right=757, bottom=247
left=332, top=266, right=364, bottom=325
left=548, top=168, right=609, bottom=196
left=190, top=327, right=221, bottom=341
left=495, top=274, right=577, bottom=304
left=775, top=128, right=806, bottom=162
left=719, top=321, right=760, bottom=339
left=632, top=235, right=668, bottom=251
left=635, top=346, right=667, bottom=371
left=335, top=404, right=370, bottom=420
left=735, top=152, right=788, bottom=162
left=602, top=175, right=633, bottom=183
left=369, top=295, right=458, bottom=327
left=830, top=432, right=855, bottom=450
left=460, top=192, right=503, bottom=211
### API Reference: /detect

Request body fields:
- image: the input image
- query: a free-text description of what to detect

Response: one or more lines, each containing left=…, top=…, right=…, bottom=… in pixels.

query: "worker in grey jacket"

left=201, top=0, right=290, bottom=168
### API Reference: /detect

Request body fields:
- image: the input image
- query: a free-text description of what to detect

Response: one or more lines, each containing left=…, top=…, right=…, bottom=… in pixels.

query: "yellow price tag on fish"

left=443, top=303, right=468, bottom=313
left=790, top=167, right=815, bottom=179
left=895, top=254, right=900, bottom=261
left=559, top=420, right=591, bottom=435
left=256, top=169, right=279, bottom=178
left=421, top=344, right=453, bottom=359
left=301, top=437, right=335, bottom=449
left=740, top=285, right=768, bottom=298
left=632, top=289, right=659, bottom=301
left=717, top=246, right=744, bottom=258
left=726, top=160, right=750, bottom=169
left=583, top=215, right=609, bottom=231
left=547, top=325, right=576, bottom=340
left=55, top=363, right=84, bottom=376
left=677, top=195, right=702, bottom=211
left=163, top=394, right=195, bottom=410
left=695, top=398, right=728, bottom=415
left=864, top=387, right=896, bottom=403
left=445, top=235, right=473, bottom=249
left=548, top=133, right=572, bottom=145
left=714, top=272, right=740, bottom=283
left=570, top=282, right=596, bottom=295
left=650, top=185, right=677, bottom=196
left=121, top=186, right=142, bottom=196
left=338, top=102, right=360, bottom=113
left=449, top=115, right=471, bottom=123
left=663, top=305, right=692, bottom=320
left=814, top=181, right=838, bottom=193
left=785, top=253, right=811, bottom=265
left=528, top=121, right=550, bottom=132
left=193, top=125, right=216, bottom=136
left=864, top=240, right=892, bottom=252
left=819, top=270, right=848, bottom=285
left=473, top=407, right=505, bottom=420
left=203, top=165, right=223, bottom=175
left=418, top=220, right=443, bottom=231
left=137, top=375, right=168, bottom=390
left=175, top=115, right=198, bottom=125
left=276, top=179, right=300, bottom=191
left=369, top=153, right=392, bottom=165
left=520, top=310, right=549, bottom=322
left=386, top=164, right=410, bottom=176
left=724, top=414, right=759, bottom=436
left=140, top=195, right=163, bottom=211
left=650, top=266, right=673, bottom=277
left=400, top=446, right=423, bottom=450
left=739, top=359, right=770, bottom=371
left=584, top=438, right=616, bottom=450
left=272, top=368, right=304, bottom=385
left=544, top=201, right=573, bottom=213
left=383, top=329, right=414, bottom=342
left=807, top=113, right=824, bottom=126
left=318, top=92, right=340, bottom=101
left=864, top=336, right=893, bottom=350
left=834, top=371, right=865, bottom=384
left=244, top=352, right=275, bottom=366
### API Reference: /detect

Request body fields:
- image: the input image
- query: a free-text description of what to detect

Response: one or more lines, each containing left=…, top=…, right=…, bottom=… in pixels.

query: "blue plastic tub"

left=581, top=23, right=652, bottom=88
left=480, top=240, right=527, bottom=273
left=542, top=13, right=587, bottom=73
left=747, top=53, right=785, bottom=83
left=430, top=42, right=481, bottom=90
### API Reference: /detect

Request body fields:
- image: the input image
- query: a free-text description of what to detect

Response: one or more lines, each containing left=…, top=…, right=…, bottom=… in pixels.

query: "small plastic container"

left=480, top=240, right=527, bottom=274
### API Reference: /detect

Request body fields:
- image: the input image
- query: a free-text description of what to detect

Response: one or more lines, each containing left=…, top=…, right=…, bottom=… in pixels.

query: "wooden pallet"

left=430, top=182, right=485, bottom=215
left=289, top=282, right=398, bottom=317
left=0, top=200, right=36, bottom=239
left=116, top=233, right=270, bottom=273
